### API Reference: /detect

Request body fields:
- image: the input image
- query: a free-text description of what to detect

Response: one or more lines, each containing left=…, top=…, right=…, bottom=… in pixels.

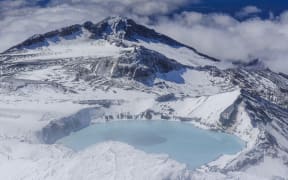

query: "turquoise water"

left=57, top=120, right=244, bottom=169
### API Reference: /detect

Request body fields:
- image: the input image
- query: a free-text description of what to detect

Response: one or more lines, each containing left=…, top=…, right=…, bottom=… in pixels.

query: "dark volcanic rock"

left=70, top=46, right=184, bottom=84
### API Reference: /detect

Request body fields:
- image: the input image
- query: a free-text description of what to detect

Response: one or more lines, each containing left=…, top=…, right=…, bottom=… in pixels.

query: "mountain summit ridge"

left=4, top=16, right=220, bottom=62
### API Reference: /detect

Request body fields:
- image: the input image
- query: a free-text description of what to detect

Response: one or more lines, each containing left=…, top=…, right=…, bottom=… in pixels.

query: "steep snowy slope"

left=3, top=16, right=219, bottom=67
left=0, top=16, right=287, bottom=180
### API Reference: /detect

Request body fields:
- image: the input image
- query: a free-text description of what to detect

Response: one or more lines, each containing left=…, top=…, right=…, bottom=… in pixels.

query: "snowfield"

left=0, top=140, right=191, bottom=180
left=0, top=16, right=287, bottom=180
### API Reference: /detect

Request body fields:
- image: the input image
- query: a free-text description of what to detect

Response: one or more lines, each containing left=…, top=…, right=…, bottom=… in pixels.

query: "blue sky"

left=1, top=0, right=288, bottom=73
left=25, top=0, right=288, bottom=19
left=182, top=0, right=288, bottom=15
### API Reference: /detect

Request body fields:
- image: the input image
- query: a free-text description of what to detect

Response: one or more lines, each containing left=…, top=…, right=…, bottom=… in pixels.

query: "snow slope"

left=0, top=140, right=190, bottom=180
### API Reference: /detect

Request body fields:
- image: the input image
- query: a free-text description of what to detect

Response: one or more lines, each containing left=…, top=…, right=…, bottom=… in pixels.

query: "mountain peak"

left=82, top=16, right=135, bottom=40
left=82, top=15, right=176, bottom=45
left=4, top=16, right=185, bottom=53
left=104, top=16, right=131, bottom=26
left=3, top=16, right=220, bottom=63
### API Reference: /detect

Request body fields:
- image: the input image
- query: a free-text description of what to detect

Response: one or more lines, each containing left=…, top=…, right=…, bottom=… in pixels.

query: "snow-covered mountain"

left=0, top=16, right=287, bottom=180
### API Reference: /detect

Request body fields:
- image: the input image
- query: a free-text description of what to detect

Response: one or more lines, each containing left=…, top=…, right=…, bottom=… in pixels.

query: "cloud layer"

left=0, top=0, right=288, bottom=73
left=154, top=12, right=288, bottom=73
left=49, top=0, right=194, bottom=16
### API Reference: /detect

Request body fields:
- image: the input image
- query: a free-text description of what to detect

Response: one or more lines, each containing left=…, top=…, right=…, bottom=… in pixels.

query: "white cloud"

left=0, top=1, right=288, bottom=74
left=153, top=12, right=288, bottom=73
left=236, top=6, right=262, bottom=18
left=48, top=0, right=193, bottom=16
